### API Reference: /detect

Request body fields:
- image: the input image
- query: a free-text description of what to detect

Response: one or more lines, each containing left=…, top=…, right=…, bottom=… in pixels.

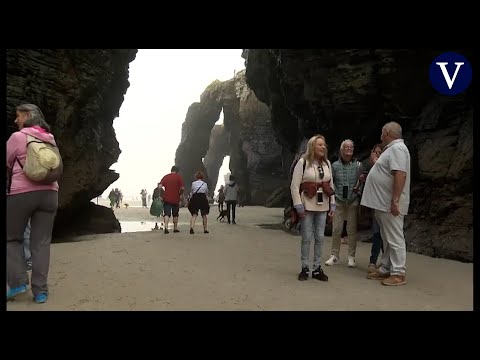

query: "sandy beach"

left=7, top=200, right=473, bottom=311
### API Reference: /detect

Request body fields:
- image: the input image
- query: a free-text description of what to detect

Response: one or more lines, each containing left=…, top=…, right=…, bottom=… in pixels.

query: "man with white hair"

left=325, top=139, right=363, bottom=268
left=361, top=122, right=411, bottom=286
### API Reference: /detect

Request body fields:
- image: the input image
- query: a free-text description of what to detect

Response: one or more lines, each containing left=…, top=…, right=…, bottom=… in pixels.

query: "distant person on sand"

left=224, top=175, right=239, bottom=224
left=187, top=171, right=210, bottom=234
left=140, top=189, right=147, bottom=208
left=108, top=189, right=117, bottom=209
left=7, top=103, right=60, bottom=303
left=115, top=188, right=121, bottom=208
left=147, top=194, right=152, bottom=206
left=217, top=185, right=225, bottom=211
left=160, top=165, right=185, bottom=234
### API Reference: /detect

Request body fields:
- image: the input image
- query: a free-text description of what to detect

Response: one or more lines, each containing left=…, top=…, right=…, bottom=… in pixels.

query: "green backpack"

left=149, top=197, right=164, bottom=217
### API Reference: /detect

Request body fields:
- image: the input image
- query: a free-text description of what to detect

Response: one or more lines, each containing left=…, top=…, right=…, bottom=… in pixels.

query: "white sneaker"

left=325, top=255, right=338, bottom=266
left=348, top=256, right=357, bottom=268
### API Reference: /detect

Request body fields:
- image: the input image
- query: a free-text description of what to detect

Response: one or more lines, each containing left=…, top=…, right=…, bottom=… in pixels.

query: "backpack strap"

left=15, top=157, right=24, bottom=169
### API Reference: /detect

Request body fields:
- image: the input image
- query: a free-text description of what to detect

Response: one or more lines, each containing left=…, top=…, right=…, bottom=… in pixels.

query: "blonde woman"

left=290, top=135, right=336, bottom=281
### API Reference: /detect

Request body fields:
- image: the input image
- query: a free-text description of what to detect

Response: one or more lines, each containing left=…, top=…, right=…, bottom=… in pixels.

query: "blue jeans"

left=23, top=220, right=31, bottom=261
left=300, top=211, right=327, bottom=269
left=369, top=216, right=383, bottom=264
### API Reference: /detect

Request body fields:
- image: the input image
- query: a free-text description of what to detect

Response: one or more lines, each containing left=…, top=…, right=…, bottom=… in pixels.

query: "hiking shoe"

left=367, top=270, right=390, bottom=280
left=348, top=256, right=357, bottom=268
left=382, top=275, right=407, bottom=286
left=164, top=229, right=169, bottom=234
left=367, top=263, right=377, bottom=273
left=7, top=285, right=27, bottom=300
left=325, top=255, right=338, bottom=266
left=298, top=267, right=309, bottom=281
left=190, top=228, right=194, bottom=234
left=34, top=292, right=48, bottom=304
left=312, top=266, right=328, bottom=281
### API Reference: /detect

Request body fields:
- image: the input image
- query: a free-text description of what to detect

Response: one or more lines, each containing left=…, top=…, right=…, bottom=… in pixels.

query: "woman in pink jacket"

left=6, top=104, right=59, bottom=304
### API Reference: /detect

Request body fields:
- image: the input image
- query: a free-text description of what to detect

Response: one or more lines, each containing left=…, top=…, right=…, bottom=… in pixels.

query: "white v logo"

left=436, top=62, right=464, bottom=89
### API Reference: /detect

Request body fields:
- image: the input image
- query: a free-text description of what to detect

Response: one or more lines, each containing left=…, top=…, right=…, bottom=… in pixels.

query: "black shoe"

left=164, top=229, right=169, bottom=234
left=312, top=266, right=328, bottom=281
left=204, top=230, right=209, bottom=234
left=190, top=228, right=194, bottom=234
left=232, top=220, right=236, bottom=224
left=174, top=229, right=180, bottom=233
left=298, top=267, right=309, bottom=281
left=227, top=220, right=231, bottom=224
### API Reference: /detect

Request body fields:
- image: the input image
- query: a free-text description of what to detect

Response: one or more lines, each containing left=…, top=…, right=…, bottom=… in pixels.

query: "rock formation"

left=6, top=49, right=137, bottom=239
left=175, top=70, right=285, bottom=205
left=243, top=49, right=473, bottom=262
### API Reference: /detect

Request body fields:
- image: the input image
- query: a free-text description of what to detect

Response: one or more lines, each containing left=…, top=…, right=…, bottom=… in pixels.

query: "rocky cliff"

left=6, top=49, right=137, bottom=239
left=175, top=70, right=285, bottom=205
left=244, top=49, right=473, bottom=262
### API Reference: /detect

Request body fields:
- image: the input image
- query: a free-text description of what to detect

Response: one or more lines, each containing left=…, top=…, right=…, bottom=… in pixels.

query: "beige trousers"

left=331, top=203, right=358, bottom=258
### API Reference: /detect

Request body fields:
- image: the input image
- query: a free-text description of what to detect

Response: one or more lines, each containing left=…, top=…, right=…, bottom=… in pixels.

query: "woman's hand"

left=328, top=203, right=336, bottom=217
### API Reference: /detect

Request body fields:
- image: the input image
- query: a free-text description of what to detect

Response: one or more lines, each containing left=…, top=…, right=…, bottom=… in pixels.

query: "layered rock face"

left=244, top=49, right=473, bottom=262
left=175, top=70, right=285, bottom=205
left=6, top=49, right=137, bottom=239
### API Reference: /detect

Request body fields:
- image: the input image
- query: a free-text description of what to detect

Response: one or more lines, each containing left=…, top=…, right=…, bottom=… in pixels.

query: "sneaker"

left=348, top=256, right=357, bottom=268
left=7, top=284, right=27, bottom=300
left=325, top=255, right=338, bottom=266
left=164, top=229, right=169, bottom=234
left=190, top=228, right=194, bottom=234
left=367, top=269, right=390, bottom=280
left=382, top=274, right=407, bottom=286
left=34, top=292, right=48, bottom=304
left=298, top=267, right=309, bottom=281
left=312, top=266, right=328, bottom=281
left=367, top=263, right=377, bottom=273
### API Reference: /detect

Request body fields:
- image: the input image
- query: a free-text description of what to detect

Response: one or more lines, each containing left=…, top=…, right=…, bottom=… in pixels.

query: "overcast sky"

left=103, top=49, right=245, bottom=200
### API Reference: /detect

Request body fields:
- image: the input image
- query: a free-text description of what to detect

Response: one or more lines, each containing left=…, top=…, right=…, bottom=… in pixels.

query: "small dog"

left=217, top=209, right=228, bottom=222
left=124, top=203, right=129, bottom=209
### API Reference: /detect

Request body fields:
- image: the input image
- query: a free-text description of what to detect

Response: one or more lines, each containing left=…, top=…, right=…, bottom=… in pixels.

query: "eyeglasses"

left=318, top=166, right=324, bottom=180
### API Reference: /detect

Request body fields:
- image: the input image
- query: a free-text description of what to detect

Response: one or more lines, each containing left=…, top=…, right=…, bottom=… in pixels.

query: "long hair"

left=372, top=143, right=383, bottom=153
left=303, top=134, right=328, bottom=166
left=17, top=103, right=51, bottom=132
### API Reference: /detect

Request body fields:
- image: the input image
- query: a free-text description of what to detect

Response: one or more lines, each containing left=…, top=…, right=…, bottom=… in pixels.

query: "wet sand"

left=7, top=201, right=473, bottom=311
